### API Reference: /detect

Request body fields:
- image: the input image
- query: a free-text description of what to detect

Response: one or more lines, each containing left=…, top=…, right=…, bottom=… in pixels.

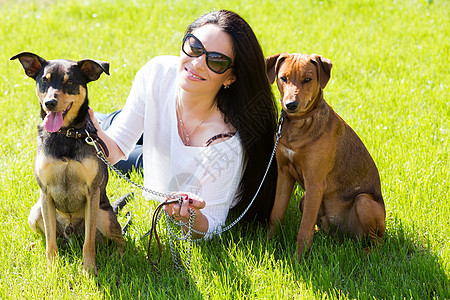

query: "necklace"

left=176, top=98, right=215, bottom=146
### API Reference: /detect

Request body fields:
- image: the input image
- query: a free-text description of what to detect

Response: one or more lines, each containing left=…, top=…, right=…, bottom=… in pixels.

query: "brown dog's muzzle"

left=285, top=100, right=298, bottom=112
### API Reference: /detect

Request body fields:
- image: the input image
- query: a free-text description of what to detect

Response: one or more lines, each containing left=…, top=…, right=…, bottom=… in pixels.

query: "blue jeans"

left=96, top=110, right=143, bottom=176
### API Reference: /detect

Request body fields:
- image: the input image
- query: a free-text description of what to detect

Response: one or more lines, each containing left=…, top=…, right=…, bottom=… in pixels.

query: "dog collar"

left=57, top=127, right=86, bottom=139
left=56, top=127, right=109, bottom=157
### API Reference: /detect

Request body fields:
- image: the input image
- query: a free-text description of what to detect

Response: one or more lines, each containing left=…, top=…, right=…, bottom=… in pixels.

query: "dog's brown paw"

left=362, top=247, right=372, bottom=255
left=116, top=245, right=124, bottom=258
left=268, top=220, right=283, bottom=239
left=82, top=253, right=98, bottom=276
left=267, top=227, right=275, bottom=240
left=296, top=237, right=313, bottom=260
left=82, top=262, right=98, bottom=276
left=46, top=247, right=59, bottom=265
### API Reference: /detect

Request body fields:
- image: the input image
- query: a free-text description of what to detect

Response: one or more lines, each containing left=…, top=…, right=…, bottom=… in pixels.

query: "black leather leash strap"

left=146, top=198, right=180, bottom=265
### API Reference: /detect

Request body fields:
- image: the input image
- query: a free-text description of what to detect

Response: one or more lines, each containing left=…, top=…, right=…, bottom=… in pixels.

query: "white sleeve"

left=106, top=58, right=163, bottom=158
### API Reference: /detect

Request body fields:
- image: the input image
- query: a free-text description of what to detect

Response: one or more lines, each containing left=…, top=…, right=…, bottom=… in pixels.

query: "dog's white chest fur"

left=281, top=145, right=296, bottom=163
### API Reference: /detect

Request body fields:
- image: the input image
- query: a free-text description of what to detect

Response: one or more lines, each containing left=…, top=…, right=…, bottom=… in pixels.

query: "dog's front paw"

left=116, top=244, right=124, bottom=258
left=267, top=220, right=283, bottom=240
left=82, top=256, right=98, bottom=276
left=46, top=245, right=59, bottom=266
left=295, top=236, right=313, bottom=261
left=267, top=225, right=276, bottom=240
left=82, top=261, right=98, bottom=276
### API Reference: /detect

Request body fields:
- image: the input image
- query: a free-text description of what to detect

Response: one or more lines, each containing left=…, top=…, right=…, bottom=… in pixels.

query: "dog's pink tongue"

left=43, top=112, right=64, bottom=132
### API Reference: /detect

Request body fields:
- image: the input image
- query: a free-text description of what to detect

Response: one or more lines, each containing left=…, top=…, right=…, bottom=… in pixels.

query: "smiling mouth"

left=185, top=67, right=205, bottom=80
left=62, top=103, right=72, bottom=117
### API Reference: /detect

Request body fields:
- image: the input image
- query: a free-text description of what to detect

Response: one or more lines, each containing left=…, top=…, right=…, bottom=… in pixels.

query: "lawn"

left=0, top=0, right=448, bottom=299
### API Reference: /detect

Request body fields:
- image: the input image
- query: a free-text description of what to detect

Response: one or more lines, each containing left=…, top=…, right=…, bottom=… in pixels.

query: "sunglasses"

left=182, top=33, right=233, bottom=74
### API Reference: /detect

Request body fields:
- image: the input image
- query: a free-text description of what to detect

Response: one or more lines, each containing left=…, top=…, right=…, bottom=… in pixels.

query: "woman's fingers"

left=164, top=192, right=205, bottom=221
left=172, top=203, right=182, bottom=217
left=88, top=107, right=101, bottom=131
left=163, top=202, right=178, bottom=217
left=188, top=197, right=205, bottom=209
left=180, top=198, right=189, bottom=217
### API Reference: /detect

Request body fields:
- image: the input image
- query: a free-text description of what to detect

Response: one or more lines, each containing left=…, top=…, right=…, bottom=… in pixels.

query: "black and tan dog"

left=266, top=53, right=386, bottom=258
left=11, top=52, right=124, bottom=275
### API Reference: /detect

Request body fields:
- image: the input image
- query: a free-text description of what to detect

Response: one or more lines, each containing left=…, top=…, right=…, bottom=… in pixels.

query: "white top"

left=106, top=56, right=245, bottom=237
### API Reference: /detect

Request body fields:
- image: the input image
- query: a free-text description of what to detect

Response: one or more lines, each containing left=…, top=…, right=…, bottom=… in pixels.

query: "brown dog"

left=11, top=52, right=124, bottom=275
left=266, top=52, right=385, bottom=257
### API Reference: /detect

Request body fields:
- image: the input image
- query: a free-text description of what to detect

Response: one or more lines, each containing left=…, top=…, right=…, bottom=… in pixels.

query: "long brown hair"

left=186, top=10, right=278, bottom=221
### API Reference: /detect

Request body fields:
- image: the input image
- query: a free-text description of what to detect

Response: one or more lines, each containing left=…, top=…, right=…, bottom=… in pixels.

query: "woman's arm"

left=89, top=108, right=125, bottom=164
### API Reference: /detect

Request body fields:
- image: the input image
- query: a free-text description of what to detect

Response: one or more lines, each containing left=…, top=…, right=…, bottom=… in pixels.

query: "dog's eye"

left=66, top=80, right=73, bottom=86
left=41, top=77, right=49, bottom=84
left=303, top=78, right=312, bottom=83
left=280, top=76, right=287, bottom=83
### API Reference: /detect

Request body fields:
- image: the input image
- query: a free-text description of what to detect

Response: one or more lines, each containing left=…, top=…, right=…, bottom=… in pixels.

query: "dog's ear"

left=311, top=54, right=332, bottom=89
left=10, top=52, right=46, bottom=79
left=265, top=52, right=289, bottom=84
left=78, top=59, right=110, bottom=82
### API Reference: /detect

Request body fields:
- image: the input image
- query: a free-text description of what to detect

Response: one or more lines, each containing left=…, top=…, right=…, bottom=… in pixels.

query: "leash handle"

left=146, top=198, right=182, bottom=265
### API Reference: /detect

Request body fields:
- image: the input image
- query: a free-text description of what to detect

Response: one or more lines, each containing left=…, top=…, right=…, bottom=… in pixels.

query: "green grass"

left=1, top=0, right=448, bottom=299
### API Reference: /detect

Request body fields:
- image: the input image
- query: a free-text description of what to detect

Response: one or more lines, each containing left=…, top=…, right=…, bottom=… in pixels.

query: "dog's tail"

left=112, top=192, right=133, bottom=214
left=112, top=193, right=133, bottom=235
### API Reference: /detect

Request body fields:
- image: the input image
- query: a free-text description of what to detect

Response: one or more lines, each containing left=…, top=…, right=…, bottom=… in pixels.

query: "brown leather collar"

left=56, top=126, right=109, bottom=157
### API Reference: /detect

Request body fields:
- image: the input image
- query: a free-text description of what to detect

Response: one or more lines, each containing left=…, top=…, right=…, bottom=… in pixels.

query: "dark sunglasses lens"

left=207, top=53, right=232, bottom=74
left=183, top=36, right=203, bottom=57
left=182, top=34, right=233, bottom=74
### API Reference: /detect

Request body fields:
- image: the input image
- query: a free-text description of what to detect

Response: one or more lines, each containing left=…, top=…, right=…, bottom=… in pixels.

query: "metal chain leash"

left=164, top=209, right=196, bottom=271
left=86, top=132, right=171, bottom=200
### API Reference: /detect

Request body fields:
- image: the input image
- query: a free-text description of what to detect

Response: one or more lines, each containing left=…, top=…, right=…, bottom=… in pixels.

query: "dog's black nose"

left=285, top=101, right=298, bottom=112
left=45, top=100, right=58, bottom=109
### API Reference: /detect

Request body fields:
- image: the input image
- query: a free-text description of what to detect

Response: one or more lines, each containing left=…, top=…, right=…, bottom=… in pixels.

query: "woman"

left=92, top=10, right=278, bottom=238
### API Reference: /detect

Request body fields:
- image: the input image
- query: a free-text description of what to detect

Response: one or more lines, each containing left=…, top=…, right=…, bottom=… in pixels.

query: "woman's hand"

left=163, top=192, right=208, bottom=238
left=88, top=107, right=102, bottom=131
left=164, top=192, right=205, bottom=221
left=88, top=107, right=125, bottom=164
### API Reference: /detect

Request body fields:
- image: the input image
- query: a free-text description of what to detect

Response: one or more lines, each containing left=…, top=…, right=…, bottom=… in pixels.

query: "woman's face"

left=178, top=24, right=236, bottom=98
